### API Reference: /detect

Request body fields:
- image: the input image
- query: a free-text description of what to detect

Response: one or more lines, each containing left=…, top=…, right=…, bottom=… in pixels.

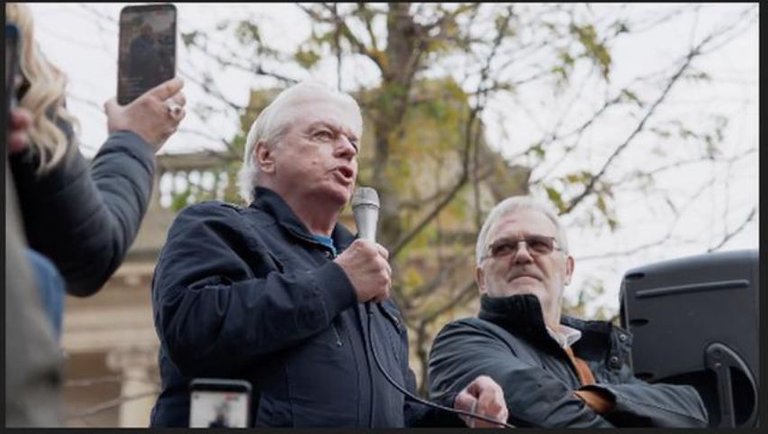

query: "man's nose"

left=334, top=135, right=357, bottom=160
left=511, top=241, right=534, bottom=264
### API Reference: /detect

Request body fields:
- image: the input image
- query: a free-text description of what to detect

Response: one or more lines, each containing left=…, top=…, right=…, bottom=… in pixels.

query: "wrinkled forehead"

left=489, top=209, right=558, bottom=241
left=284, top=96, right=363, bottom=137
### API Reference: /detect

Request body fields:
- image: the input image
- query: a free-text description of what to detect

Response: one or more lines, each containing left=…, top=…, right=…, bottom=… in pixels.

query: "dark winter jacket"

left=9, top=120, right=156, bottom=297
left=150, top=186, right=459, bottom=427
left=428, top=293, right=709, bottom=428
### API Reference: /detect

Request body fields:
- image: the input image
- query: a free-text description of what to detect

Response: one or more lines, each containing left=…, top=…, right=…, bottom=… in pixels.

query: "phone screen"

left=189, top=379, right=251, bottom=428
left=117, top=4, right=176, bottom=105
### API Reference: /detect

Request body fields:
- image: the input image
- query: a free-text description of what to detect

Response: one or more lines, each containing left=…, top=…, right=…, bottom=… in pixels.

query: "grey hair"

left=237, top=80, right=363, bottom=204
left=475, top=195, right=569, bottom=265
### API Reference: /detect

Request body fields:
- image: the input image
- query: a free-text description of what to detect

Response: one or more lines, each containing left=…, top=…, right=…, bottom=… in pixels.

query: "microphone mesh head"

left=351, top=187, right=380, bottom=209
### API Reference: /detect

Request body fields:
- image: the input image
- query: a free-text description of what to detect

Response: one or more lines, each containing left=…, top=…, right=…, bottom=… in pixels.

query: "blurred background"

left=22, top=2, right=757, bottom=427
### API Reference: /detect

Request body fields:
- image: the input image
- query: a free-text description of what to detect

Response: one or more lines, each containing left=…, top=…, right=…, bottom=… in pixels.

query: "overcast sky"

left=24, top=3, right=758, bottom=317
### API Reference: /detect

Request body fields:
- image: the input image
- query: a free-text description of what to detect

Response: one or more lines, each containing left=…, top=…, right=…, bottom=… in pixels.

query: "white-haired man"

left=150, top=81, right=507, bottom=427
left=428, top=195, right=709, bottom=427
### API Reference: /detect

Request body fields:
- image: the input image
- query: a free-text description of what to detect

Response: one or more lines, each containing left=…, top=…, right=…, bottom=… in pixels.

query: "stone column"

left=106, top=346, right=158, bottom=428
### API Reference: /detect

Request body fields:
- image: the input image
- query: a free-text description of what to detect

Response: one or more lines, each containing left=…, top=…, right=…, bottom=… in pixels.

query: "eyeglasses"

left=483, top=235, right=561, bottom=260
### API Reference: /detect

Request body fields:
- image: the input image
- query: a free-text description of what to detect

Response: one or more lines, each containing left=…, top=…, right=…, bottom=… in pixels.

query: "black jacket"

left=10, top=123, right=155, bottom=297
left=150, top=187, right=458, bottom=427
left=428, top=294, right=708, bottom=427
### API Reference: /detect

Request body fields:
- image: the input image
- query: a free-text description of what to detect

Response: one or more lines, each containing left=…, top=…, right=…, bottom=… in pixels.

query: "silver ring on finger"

left=164, top=99, right=183, bottom=118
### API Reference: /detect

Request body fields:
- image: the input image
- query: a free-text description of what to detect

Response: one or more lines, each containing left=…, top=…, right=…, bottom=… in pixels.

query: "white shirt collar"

left=546, top=324, right=582, bottom=349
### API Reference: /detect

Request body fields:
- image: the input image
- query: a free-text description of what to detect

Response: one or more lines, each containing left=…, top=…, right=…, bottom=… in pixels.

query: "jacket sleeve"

left=152, top=202, right=358, bottom=378
left=10, top=129, right=155, bottom=297
left=582, top=376, right=708, bottom=427
left=428, top=320, right=615, bottom=428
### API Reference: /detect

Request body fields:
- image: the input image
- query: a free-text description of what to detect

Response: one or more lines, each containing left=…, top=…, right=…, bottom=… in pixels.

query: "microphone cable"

left=365, top=303, right=516, bottom=428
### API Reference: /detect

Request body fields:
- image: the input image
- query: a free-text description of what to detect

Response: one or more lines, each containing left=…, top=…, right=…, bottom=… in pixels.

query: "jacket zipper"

left=322, top=247, right=344, bottom=347
left=378, top=304, right=402, bottom=331
left=331, top=319, right=343, bottom=347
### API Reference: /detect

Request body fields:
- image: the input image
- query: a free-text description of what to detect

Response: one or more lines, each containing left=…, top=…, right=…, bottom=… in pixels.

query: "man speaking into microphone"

left=149, top=81, right=507, bottom=427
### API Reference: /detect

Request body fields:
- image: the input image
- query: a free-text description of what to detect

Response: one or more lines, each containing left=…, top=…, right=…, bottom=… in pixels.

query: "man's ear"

left=255, top=141, right=275, bottom=174
left=564, top=255, right=575, bottom=286
left=475, top=266, right=487, bottom=294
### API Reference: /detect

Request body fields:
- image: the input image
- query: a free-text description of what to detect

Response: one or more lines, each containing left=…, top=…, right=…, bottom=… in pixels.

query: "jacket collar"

left=479, top=293, right=619, bottom=356
left=249, top=186, right=356, bottom=250
left=479, top=293, right=555, bottom=345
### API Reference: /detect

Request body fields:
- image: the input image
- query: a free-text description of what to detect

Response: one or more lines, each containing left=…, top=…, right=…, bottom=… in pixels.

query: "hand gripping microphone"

left=351, top=187, right=379, bottom=242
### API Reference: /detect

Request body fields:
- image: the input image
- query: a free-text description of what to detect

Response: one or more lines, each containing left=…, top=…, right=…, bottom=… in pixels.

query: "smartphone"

left=117, top=3, right=177, bottom=105
left=6, top=23, right=21, bottom=113
left=189, top=378, right=252, bottom=428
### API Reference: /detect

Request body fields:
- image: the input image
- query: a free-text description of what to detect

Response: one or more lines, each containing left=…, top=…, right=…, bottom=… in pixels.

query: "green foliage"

left=181, top=31, right=200, bottom=48
left=545, top=185, right=567, bottom=214
left=528, top=142, right=546, bottom=160
left=235, top=21, right=262, bottom=45
left=294, top=47, right=321, bottom=69
left=170, top=189, right=192, bottom=213
left=569, top=22, right=612, bottom=79
left=620, top=89, right=643, bottom=107
left=564, top=170, right=592, bottom=185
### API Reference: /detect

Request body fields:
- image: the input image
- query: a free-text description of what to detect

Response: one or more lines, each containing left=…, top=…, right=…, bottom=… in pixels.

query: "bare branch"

left=563, top=35, right=711, bottom=215
left=422, top=278, right=478, bottom=324
left=195, top=52, right=298, bottom=85
left=356, top=3, right=382, bottom=53
left=302, top=3, right=386, bottom=71
left=578, top=177, right=718, bottom=261
left=614, top=148, right=756, bottom=186
left=706, top=207, right=757, bottom=253
left=175, top=127, right=233, bottom=150
left=409, top=255, right=469, bottom=299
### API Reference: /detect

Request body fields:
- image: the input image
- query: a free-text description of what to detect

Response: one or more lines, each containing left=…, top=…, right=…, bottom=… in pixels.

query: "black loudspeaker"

left=620, top=249, right=759, bottom=428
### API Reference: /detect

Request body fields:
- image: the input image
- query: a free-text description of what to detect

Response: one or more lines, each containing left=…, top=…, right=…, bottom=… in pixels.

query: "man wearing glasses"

left=427, top=195, right=709, bottom=427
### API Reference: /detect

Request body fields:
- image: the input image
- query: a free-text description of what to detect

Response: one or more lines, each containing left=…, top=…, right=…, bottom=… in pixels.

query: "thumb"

left=104, top=97, right=119, bottom=116
left=454, top=391, right=479, bottom=427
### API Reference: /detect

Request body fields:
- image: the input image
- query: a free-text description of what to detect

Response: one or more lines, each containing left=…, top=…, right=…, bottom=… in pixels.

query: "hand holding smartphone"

left=117, top=3, right=177, bottom=105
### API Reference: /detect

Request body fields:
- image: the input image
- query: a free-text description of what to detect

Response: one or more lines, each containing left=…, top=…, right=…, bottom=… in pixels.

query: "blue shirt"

left=312, top=234, right=337, bottom=257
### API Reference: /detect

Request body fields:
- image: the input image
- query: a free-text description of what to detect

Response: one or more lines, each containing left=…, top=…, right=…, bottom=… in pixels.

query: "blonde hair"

left=6, top=3, right=81, bottom=173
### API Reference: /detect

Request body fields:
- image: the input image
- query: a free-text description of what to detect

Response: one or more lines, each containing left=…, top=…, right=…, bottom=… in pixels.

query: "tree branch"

left=409, top=254, right=469, bottom=299
left=302, top=3, right=386, bottom=71
left=563, top=35, right=711, bottom=214
left=706, top=206, right=756, bottom=253
left=578, top=177, right=718, bottom=261
left=390, top=6, right=514, bottom=259
left=422, top=278, right=478, bottom=324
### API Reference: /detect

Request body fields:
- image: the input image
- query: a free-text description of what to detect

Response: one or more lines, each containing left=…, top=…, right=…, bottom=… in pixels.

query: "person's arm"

left=428, top=319, right=615, bottom=428
left=152, top=203, right=358, bottom=377
left=580, top=374, right=708, bottom=427
left=10, top=128, right=155, bottom=296
left=404, top=363, right=508, bottom=428
left=11, top=79, right=184, bottom=297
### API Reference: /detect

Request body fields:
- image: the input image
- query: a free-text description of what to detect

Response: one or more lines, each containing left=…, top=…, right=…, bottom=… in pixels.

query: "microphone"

left=351, top=187, right=379, bottom=312
left=351, top=187, right=379, bottom=242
